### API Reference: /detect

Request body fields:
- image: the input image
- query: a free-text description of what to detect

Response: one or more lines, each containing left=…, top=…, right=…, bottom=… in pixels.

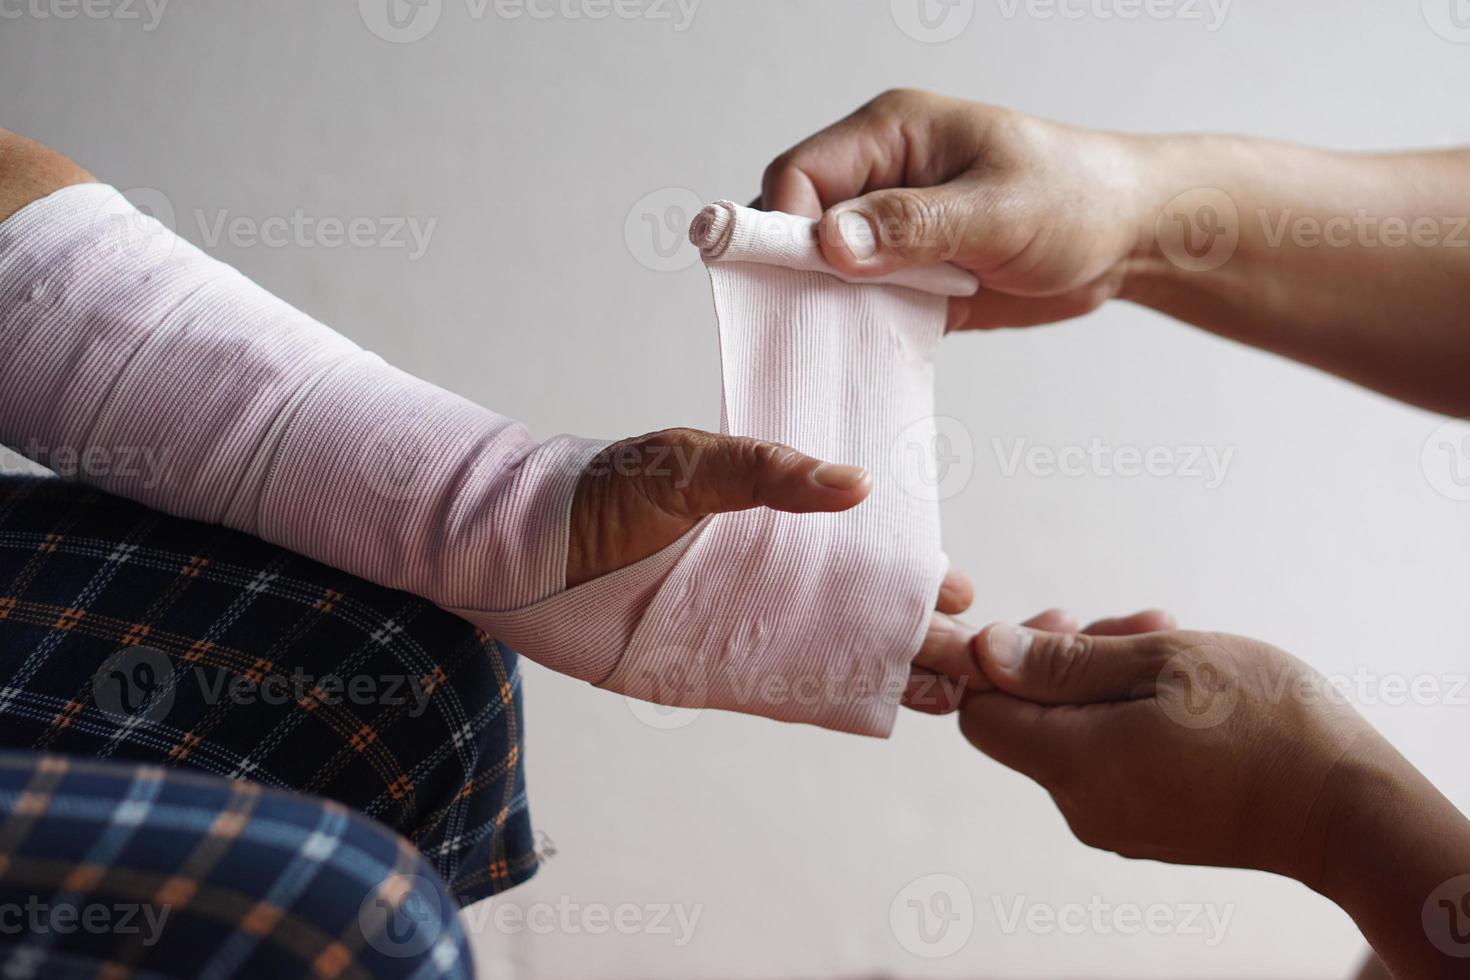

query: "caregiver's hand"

left=564, top=427, right=974, bottom=613
left=761, top=88, right=1470, bottom=415
left=957, top=623, right=1470, bottom=979
left=759, top=88, right=1144, bottom=331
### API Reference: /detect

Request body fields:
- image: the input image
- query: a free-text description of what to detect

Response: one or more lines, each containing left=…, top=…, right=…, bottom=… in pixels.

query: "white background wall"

left=4, top=1, right=1469, bottom=977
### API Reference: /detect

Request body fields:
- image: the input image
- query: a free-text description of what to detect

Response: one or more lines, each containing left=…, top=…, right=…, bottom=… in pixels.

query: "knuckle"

left=1067, top=815, right=1107, bottom=851
left=761, top=151, right=796, bottom=188
left=869, top=87, right=926, bottom=113
left=987, top=107, right=1046, bottom=157
left=1038, top=634, right=1093, bottom=693
left=872, top=190, right=946, bottom=256
left=745, top=438, right=798, bottom=476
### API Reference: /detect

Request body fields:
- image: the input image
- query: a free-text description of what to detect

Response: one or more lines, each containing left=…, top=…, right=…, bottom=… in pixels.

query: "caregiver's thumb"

left=973, top=623, right=1173, bottom=706
left=818, top=187, right=969, bottom=277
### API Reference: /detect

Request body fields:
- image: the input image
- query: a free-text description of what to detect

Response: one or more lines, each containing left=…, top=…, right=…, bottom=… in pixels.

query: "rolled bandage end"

left=687, top=199, right=979, bottom=298
left=688, top=200, right=737, bottom=259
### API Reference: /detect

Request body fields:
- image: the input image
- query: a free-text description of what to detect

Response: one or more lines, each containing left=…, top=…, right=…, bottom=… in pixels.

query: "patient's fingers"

left=912, top=611, right=975, bottom=685
left=901, top=666, right=971, bottom=714
left=935, top=566, right=974, bottom=614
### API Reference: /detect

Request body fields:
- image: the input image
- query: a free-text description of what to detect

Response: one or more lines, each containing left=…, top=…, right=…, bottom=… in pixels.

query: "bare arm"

left=1124, top=138, right=1470, bottom=417
left=0, top=128, right=93, bottom=222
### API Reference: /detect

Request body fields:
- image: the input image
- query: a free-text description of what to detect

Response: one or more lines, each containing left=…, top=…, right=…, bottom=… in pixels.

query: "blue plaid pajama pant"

left=0, top=475, right=541, bottom=978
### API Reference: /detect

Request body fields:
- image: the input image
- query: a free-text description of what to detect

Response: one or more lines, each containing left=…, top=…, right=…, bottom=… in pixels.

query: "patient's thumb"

left=973, top=624, right=1166, bottom=706
left=642, top=430, right=871, bottom=520
left=819, top=186, right=965, bottom=277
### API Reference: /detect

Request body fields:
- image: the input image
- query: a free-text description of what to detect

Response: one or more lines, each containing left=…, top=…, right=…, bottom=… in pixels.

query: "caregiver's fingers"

left=973, top=623, right=1174, bottom=705
left=1081, top=609, right=1177, bottom=636
left=935, top=565, right=974, bottom=614
left=1021, top=608, right=1078, bottom=634
left=946, top=279, right=1123, bottom=332
left=760, top=89, right=984, bottom=218
left=957, top=691, right=1094, bottom=784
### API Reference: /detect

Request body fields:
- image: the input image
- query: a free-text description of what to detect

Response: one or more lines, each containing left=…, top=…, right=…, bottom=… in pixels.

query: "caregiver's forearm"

left=1123, top=136, right=1470, bottom=416
left=1311, top=737, right=1470, bottom=979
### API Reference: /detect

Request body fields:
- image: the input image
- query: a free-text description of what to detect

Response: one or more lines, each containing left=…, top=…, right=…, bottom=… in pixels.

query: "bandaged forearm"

left=0, top=184, right=606, bottom=681
left=0, top=186, right=972, bottom=736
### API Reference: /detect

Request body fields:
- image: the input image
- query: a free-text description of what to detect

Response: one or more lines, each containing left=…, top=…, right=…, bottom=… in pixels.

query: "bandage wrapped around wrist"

left=0, top=187, right=972, bottom=736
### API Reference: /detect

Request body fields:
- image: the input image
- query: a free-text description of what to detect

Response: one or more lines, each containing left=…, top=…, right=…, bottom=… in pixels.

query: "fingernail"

left=811, top=463, right=868, bottom=490
left=836, top=210, right=877, bottom=261
left=985, top=623, right=1033, bottom=673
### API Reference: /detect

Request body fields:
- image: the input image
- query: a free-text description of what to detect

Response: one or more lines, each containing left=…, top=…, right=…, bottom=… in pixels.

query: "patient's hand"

left=564, top=427, right=871, bottom=587
left=564, top=426, right=972, bottom=605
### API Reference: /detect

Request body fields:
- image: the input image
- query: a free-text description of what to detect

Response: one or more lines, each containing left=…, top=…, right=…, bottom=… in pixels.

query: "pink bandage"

left=0, top=187, right=971, bottom=736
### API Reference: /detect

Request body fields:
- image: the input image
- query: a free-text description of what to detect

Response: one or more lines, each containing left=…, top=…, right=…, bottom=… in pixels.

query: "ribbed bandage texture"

left=0, top=187, right=972, bottom=736
left=601, top=201, right=966, bottom=735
